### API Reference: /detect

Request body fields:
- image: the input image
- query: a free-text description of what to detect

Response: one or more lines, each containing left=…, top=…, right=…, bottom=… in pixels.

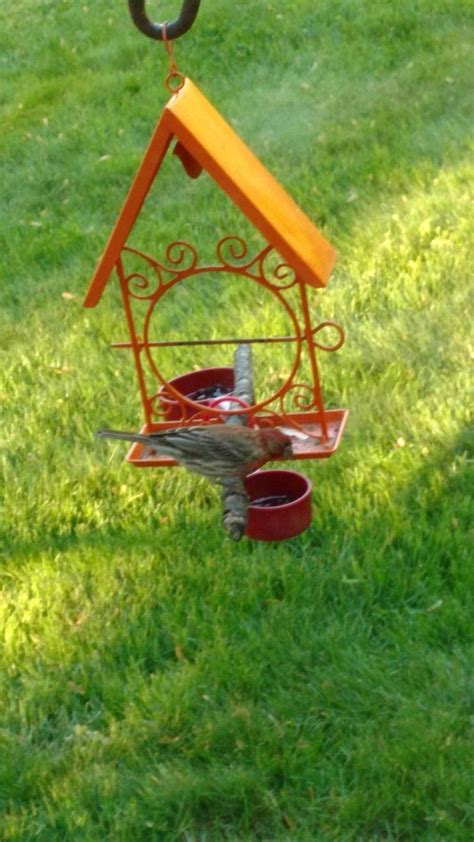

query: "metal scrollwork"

left=122, top=243, right=198, bottom=300
left=216, top=235, right=250, bottom=270
left=163, top=240, right=198, bottom=276
left=148, top=392, right=177, bottom=421
left=122, top=248, right=164, bottom=300
left=258, top=248, right=297, bottom=290
left=312, top=321, right=345, bottom=352
left=280, top=382, right=319, bottom=413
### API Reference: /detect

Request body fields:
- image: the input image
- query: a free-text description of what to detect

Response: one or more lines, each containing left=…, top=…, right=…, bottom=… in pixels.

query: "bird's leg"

left=220, top=478, right=249, bottom=541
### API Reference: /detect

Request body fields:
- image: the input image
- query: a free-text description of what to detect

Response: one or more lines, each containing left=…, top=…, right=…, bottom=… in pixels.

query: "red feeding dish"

left=158, top=367, right=234, bottom=420
left=244, top=469, right=312, bottom=541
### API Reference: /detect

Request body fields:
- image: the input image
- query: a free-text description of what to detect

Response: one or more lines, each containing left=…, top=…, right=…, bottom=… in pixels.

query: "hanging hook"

left=127, top=0, right=201, bottom=41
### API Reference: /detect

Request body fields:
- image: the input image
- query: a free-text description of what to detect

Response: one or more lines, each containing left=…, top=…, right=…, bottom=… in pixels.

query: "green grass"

left=1, top=0, right=473, bottom=839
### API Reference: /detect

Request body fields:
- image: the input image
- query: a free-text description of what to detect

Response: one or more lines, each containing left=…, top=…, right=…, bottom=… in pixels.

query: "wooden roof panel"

left=166, top=80, right=335, bottom=289
left=83, top=78, right=335, bottom=308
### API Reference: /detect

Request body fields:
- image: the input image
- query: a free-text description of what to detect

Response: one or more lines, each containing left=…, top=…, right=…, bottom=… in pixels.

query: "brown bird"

left=96, top=424, right=293, bottom=484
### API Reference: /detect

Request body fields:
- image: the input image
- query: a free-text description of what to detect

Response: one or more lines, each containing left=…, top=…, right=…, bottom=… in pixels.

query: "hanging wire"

left=162, top=21, right=186, bottom=92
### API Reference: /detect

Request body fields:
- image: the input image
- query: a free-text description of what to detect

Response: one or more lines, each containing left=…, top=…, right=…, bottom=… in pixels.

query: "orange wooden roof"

left=83, top=78, right=335, bottom=307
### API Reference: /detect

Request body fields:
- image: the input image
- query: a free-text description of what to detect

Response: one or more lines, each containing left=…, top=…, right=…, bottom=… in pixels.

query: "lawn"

left=1, top=0, right=473, bottom=839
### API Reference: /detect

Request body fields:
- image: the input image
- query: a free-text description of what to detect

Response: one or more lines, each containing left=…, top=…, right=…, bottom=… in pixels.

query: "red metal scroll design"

left=114, top=236, right=344, bottom=439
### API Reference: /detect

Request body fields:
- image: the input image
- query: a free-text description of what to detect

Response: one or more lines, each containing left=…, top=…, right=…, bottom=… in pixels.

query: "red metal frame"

left=110, top=236, right=347, bottom=466
left=83, top=78, right=347, bottom=467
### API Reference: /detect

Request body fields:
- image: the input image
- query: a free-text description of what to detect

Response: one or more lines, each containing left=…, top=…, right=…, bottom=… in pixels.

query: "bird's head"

left=262, top=427, right=294, bottom=459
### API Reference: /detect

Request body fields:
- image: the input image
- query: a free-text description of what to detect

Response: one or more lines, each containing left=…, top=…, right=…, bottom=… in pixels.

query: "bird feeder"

left=83, top=78, right=348, bottom=480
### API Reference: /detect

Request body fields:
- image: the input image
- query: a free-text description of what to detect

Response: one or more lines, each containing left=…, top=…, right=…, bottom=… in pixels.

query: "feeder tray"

left=125, top=409, right=348, bottom=467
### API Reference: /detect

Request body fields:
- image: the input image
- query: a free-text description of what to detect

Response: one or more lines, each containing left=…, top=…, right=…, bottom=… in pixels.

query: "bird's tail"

left=96, top=429, right=152, bottom=446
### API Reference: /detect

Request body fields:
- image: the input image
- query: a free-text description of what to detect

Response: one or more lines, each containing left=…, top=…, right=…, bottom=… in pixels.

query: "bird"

left=96, top=423, right=293, bottom=484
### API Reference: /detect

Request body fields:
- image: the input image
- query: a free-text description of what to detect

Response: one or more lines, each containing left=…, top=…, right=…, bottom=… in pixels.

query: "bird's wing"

left=148, top=426, right=253, bottom=467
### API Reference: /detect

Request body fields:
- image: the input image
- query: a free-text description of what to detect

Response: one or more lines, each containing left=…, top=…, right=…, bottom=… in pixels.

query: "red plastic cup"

left=244, top=469, right=312, bottom=541
left=158, top=367, right=234, bottom=421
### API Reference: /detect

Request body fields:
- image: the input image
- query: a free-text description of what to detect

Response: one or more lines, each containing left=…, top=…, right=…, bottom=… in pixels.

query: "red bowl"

left=244, top=470, right=312, bottom=541
left=158, top=367, right=235, bottom=421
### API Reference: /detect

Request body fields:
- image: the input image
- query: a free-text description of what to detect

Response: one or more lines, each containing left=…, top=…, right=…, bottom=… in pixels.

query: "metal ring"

left=128, top=0, right=201, bottom=41
left=165, top=70, right=186, bottom=93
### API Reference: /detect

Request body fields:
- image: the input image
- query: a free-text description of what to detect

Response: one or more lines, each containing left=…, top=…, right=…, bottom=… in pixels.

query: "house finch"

left=96, top=424, right=293, bottom=484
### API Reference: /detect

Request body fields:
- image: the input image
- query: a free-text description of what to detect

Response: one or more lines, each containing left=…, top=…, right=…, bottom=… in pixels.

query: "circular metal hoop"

left=141, top=268, right=303, bottom=420
left=165, top=70, right=186, bottom=93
